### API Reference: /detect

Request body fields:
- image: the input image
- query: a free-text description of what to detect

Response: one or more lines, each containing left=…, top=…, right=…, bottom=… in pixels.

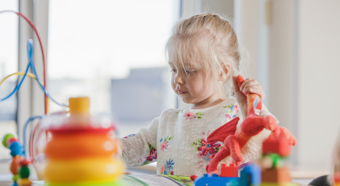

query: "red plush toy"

left=204, top=75, right=296, bottom=175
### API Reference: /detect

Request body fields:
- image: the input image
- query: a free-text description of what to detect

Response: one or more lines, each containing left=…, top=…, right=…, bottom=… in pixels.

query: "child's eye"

left=185, top=70, right=196, bottom=75
left=170, top=69, right=177, bottom=73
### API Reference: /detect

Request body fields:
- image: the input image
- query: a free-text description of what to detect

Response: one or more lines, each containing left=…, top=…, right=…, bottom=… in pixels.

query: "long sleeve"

left=121, top=117, right=159, bottom=166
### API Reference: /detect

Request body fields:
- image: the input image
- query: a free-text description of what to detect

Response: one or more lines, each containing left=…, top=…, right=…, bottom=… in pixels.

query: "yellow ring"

left=44, top=157, right=125, bottom=183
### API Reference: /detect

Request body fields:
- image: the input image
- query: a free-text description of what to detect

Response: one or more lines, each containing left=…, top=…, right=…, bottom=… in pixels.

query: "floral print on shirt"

left=140, top=142, right=157, bottom=165
left=224, top=104, right=239, bottom=119
left=160, top=136, right=173, bottom=151
left=160, top=159, right=175, bottom=175
left=183, top=112, right=204, bottom=120
left=191, top=130, right=222, bottom=168
left=192, top=139, right=221, bottom=157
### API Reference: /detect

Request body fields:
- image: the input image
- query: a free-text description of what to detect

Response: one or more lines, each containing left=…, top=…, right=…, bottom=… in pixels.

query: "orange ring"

left=45, top=133, right=118, bottom=159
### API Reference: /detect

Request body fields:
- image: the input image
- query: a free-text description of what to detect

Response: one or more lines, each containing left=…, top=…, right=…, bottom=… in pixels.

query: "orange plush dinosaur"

left=204, top=75, right=296, bottom=174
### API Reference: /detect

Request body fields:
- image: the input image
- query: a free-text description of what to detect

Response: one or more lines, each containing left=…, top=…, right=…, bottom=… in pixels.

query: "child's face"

left=169, top=61, right=224, bottom=108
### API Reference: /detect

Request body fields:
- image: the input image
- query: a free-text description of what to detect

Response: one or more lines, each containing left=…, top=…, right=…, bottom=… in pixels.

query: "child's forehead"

left=168, top=61, right=202, bottom=68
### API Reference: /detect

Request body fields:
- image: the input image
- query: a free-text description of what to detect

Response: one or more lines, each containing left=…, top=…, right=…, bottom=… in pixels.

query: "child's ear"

left=219, top=63, right=230, bottom=81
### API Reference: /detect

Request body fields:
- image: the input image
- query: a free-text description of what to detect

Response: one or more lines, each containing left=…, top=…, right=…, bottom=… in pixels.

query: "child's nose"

left=174, top=72, right=184, bottom=84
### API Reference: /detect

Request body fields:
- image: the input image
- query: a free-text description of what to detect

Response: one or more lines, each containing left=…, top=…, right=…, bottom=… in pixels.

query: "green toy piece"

left=19, top=166, right=30, bottom=179
left=267, top=153, right=283, bottom=168
left=12, top=174, right=20, bottom=182
left=2, top=133, right=15, bottom=148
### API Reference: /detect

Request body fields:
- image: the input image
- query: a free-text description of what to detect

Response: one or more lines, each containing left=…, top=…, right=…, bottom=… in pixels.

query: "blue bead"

left=9, top=142, right=22, bottom=157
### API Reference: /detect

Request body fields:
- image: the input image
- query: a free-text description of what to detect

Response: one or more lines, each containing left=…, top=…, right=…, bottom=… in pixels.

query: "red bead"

left=7, top=138, right=19, bottom=146
left=20, top=159, right=33, bottom=166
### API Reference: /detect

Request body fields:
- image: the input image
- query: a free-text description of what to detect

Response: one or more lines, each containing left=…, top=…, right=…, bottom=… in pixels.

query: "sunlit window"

left=0, top=0, right=18, bottom=159
left=48, top=0, right=180, bottom=137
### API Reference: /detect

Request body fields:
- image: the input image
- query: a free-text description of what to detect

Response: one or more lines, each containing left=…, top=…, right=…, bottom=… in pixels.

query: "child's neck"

left=191, top=98, right=226, bottom=109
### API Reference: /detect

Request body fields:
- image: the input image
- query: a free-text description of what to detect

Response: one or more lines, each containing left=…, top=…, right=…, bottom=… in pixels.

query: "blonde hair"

left=165, top=13, right=244, bottom=96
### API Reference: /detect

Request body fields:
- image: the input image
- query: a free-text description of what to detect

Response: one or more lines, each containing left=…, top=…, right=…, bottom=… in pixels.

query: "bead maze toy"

left=34, top=97, right=125, bottom=186
left=0, top=11, right=125, bottom=186
left=2, top=133, right=35, bottom=186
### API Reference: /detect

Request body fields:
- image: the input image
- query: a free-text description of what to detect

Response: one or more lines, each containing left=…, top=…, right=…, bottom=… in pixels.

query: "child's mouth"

left=178, top=90, right=187, bottom=94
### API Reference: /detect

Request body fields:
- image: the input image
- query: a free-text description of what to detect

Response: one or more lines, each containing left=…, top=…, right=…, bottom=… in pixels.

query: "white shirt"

left=122, top=97, right=276, bottom=176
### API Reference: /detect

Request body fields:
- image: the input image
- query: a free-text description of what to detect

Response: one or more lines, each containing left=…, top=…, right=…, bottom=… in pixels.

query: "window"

left=48, top=0, right=180, bottom=137
left=0, top=0, right=18, bottom=159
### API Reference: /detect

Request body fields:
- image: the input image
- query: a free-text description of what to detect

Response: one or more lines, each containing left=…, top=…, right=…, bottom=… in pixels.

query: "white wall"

left=239, top=0, right=340, bottom=172
left=297, top=0, right=340, bottom=170
left=267, top=0, right=296, bottom=162
left=182, top=0, right=340, bottom=172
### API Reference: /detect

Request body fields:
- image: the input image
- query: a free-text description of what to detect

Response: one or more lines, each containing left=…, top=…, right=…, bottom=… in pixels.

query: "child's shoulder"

left=159, top=108, right=182, bottom=117
left=223, top=97, right=239, bottom=108
left=224, top=96, right=238, bottom=105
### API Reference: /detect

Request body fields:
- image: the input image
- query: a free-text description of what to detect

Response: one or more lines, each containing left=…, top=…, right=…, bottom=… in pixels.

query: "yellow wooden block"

left=17, top=178, right=32, bottom=186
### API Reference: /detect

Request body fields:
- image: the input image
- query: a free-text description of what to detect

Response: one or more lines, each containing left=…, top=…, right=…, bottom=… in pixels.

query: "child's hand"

left=232, top=76, right=265, bottom=118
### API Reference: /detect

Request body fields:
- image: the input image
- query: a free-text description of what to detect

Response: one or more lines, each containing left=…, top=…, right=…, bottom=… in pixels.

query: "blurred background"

left=0, top=0, right=339, bottom=178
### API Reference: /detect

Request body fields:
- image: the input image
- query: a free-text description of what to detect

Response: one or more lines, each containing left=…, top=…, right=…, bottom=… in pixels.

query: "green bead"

left=2, top=133, right=15, bottom=148
left=268, top=153, right=283, bottom=168
left=19, top=166, right=30, bottom=179
left=12, top=174, right=20, bottom=182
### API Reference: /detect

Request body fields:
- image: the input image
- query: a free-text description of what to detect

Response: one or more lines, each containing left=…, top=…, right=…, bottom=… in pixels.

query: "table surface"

left=0, top=160, right=318, bottom=186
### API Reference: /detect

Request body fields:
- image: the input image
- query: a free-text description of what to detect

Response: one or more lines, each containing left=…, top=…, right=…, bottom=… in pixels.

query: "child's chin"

left=181, top=99, right=196, bottom=105
left=180, top=97, right=191, bottom=103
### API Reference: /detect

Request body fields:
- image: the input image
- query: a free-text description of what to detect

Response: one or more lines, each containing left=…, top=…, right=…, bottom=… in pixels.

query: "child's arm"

left=121, top=117, right=159, bottom=167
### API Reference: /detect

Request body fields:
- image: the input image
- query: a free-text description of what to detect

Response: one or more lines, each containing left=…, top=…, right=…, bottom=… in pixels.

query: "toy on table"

left=2, top=134, right=33, bottom=186
left=17, top=159, right=33, bottom=186
left=194, top=163, right=239, bottom=186
left=194, top=117, right=297, bottom=186
left=258, top=128, right=298, bottom=186
left=32, top=97, right=125, bottom=186
left=194, top=162, right=261, bottom=186
left=0, top=11, right=125, bottom=186
left=204, top=75, right=296, bottom=174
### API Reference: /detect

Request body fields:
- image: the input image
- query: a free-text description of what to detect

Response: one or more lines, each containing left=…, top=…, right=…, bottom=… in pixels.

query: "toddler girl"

left=121, top=13, right=277, bottom=176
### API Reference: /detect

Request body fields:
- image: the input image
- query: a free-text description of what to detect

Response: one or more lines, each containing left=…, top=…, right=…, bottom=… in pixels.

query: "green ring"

left=2, top=133, right=15, bottom=148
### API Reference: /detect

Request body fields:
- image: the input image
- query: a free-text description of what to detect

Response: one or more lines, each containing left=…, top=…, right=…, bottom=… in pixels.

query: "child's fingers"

left=242, top=84, right=265, bottom=99
left=239, top=79, right=265, bottom=99
left=239, top=78, right=256, bottom=92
